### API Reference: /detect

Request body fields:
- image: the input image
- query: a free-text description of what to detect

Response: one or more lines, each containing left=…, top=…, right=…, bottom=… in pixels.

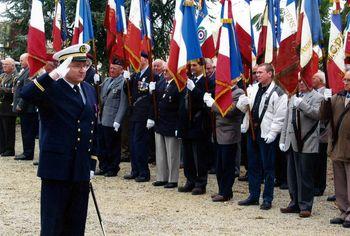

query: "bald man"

left=0, top=57, right=18, bottom=156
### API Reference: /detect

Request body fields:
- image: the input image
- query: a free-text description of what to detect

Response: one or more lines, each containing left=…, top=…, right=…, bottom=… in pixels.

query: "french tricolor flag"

left=52, top=0, right=67, bottom=52
left=72, top=0, right=94, bottom=45
left=215, top=0, right=243, bottom=117
left=125, top=0, right=142, bottom=71
left=327, top=1, right=345, bottom=94
left=196, top=0, right=216, bottom=59
left=297, top=0, right=323, bottom=88
left=275, top=0, right=299, bottom=94
left=167, top=0, right=202, bottom=91
left=141, top=0, right=153, bottom=54
left=27, top=0, right=46, bottom=77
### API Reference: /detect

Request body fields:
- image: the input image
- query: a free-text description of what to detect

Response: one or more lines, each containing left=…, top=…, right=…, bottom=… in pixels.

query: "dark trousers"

left=216, top=144, right=237, bottom=197
left=40, top=180, right=89, bottom=236
left=287, top=152, right=316, bottom=211
left=96, top=124, right=107, bottom=170
left=207, top=140, right=217, bottom=171
left=275, top=146, right=288, bottom=185
left=182, top=138, right=208, bottom=188
left=130, top=121, right=150, bottom=178
left=20, top=113, right=38, bottom=159
left=313, top=142, right=327, bottom=195
left=247, top=132, right=277, bottom=203
left=0, top=115, right=16, bottom=154
left=240, top=133, right=248, bottom=171
left=101, top=126, right=121, bottom=173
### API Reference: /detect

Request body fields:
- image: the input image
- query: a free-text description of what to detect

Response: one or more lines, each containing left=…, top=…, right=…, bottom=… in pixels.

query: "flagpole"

left=121, top=36, right=133, bottom=106
left=92, top=40, right=102, bottom=111
left=243, top=69, right=256, bottom=141
left=146, top=38, right=158, bottom=120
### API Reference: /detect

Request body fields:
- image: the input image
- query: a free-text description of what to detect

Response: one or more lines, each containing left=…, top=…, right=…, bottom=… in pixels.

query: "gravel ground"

left=0, top=126, right=349, bottom=235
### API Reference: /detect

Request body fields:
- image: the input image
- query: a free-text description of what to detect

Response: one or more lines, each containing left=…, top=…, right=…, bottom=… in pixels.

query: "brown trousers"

left=333, top=160, right=350, bottom=220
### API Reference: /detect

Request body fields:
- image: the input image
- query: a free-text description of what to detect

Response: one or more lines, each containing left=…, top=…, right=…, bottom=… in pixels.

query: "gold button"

left=91, top=121, right=94, bottom=125
left=91, top=130, right=93, bottom=134
left=89, top=139, right=92, bottom=143
left=78, top=128, right=81, bottom=132
left=88, top=149, right=91, bottom=152
left=77, top=120, right=80, bottom=123
left=77, top=138, right=80, bottom=141
left=75, top=147, right=77, bottom=150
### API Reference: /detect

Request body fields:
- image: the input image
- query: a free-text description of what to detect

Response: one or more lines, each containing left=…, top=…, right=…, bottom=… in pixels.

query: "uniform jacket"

left=280, top=90, right=323, bottom=153
left=315, top=87, right=329, bottom=143
left=0, top=71, right=17, bottom=116
left=242, top=81, right=287, bottom=139
left=178, top=75, right=211, bottom=139
left=129, top=67, right=156, bottom=123
left=13, top=68, right=37, bottom=113
left=100, top=75, right=127, bottom=127
left=21, top=73, right=98, bottom=181
left=320, top=91, right=350, bottom=162
left=150, top=78, right=182, bottom=137
left=212, top=86, right=244, bottom=145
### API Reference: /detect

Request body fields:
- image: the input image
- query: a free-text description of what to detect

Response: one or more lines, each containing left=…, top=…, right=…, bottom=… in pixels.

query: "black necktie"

left=73, top=85, right=84, bottom=105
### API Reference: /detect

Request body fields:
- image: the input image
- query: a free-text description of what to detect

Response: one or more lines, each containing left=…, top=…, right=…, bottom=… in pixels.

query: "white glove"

left=279, top=143, right=287, bottom=152
left=93, top=74, right=100, bottom=84
left=90, top=170, right=94, bottom=179
left=49, top=56, right=73, bottom=80
left=264, top=133, right=276, bottom=144
left=203, top=92, right=211, bottom=102
left=149, top=81, right=156, bottom=93
left=324, top=88, right=332, bottom=101
left=146, top=119, right=155, bottom=129
left=186, top=79, right=195, bottom=91
left=236, top=94, right=250, bottom=112
left=293, top=97, right=303, bottom=107
left=241, top=124, right=247, bottom=133
left=113, top=122, right=120, bottom=132
left=205, top=95, right=215, bottom=108
left=123, top=70, right=131, bottom=80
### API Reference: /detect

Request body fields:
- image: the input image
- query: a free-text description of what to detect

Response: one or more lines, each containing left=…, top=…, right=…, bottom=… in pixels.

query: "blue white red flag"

left=53, top=0, right=67, bottom=52
left=104, top=0, right=127, bottom=62
left=275, top=0, right=299, bottom=94
left=297, top=0, right=323, bottom=87
left=141, top=0, right=153, bottom=53
left=72, top=0, right=94, bottom=44
left=168, top=0, right=203, bottom=91
left=27, top=0, right=46, bottom=77
left=196, top=0, right=216, bottom=58
left=215, top=0, right=243, bottom=117
left=327, top=1, right=345, bottom=93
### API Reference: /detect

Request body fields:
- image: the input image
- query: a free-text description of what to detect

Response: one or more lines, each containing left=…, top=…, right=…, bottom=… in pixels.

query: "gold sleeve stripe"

left=33, top=79, right=45, bottom=92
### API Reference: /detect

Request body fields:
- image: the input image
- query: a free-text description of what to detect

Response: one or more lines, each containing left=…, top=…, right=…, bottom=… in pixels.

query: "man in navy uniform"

left=21, top=44, right=97, bottom=235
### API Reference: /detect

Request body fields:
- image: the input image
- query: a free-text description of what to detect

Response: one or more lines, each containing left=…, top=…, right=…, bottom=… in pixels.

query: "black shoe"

left=95, top=170, right=106, bottom=176
left=343, top=221, right=350, bottom=228
left=238, top=174, right=248, bottom=182
left=280, top=206, right=300, bottom=214
left=260, top=201, right=272, bottom=210
left=330, top=217, right=344, bottom=225
left=279, top=183, right=288, bottom=190
left=314, top=189, right=324, bottom=197
left=152, top=181, right=168, bottom=186
left=1, top=151, right=15, bottom=157
left=14, top=154, right=33, bottom=160
left=191, top=187, right=206, bottom=195
left=135, top=176, right=150, bottom=182
left=104, top=170, right=118, bottom=177
left=327, top=195, right=336, bottom=202
left=208, top=168, right=216, bottom=174
left=178, top=184, right=194, bottom=193
left=123, top=173, right=137, bottom=180
left=164, top=182, right=178, bottom=188
left=274, top=181, right=281, bottom=187
left=238, top=197, right=259, bottom=206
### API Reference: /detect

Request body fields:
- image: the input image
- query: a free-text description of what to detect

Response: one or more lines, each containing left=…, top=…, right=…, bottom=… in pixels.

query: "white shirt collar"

left=63, top=78, right=81, bottom=90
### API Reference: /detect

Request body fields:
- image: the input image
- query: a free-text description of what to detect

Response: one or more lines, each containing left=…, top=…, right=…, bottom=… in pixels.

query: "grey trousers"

left=155, top=132, right=181, bottom=183
left=333, top=161, right=350, bottom=221
left=287, top=152, right=316, bottom=211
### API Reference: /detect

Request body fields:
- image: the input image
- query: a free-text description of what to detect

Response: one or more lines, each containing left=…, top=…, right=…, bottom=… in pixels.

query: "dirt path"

left=0, top=127, right=348, bottom=235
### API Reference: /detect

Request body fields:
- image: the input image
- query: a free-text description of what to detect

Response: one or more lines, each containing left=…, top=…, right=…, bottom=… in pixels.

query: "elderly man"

left=97, top=58, right=128, bottom=177
left=13, top=53, right=39, bottom=161
left=152, top=59, right=165, bottom=76
left=149, top=65, right=182, bottom=188
left=321, top=71, right=350, bottom=228
left=21, top=44, right=97, bottom=235
left=279, top=79, right=323, bottom=217
left=237, top=63, right=287, bottom=210
left=0, top=57, right=18, bottom=156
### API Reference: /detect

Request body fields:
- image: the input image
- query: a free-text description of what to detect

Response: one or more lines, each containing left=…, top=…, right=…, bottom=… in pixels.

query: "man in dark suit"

left=124, top=52, right=156, bottom=182
left=0, top=57, right=18, bottom=156
left=13, top=53, right=39, bottom=161
left=177, top=60, right=211, bottom=195
left=21, top=44, right=97, bottom=235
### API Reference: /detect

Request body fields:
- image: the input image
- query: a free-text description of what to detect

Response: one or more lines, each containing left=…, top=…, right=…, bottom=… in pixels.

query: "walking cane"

left=90, top=182, right=107, bottom=236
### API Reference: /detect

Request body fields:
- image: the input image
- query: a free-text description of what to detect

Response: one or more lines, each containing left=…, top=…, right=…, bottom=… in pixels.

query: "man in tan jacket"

left=321, top=71, right=350, bottom=228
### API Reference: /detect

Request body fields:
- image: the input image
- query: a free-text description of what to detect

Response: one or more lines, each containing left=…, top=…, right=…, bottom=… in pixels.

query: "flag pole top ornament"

left=221, top=18, right=233, bottom=24
left=183, top=0, right=195, bottom=7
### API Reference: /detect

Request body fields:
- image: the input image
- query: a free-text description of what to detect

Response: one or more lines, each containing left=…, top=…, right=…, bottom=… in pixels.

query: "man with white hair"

left=312, top=70, right=328, bottom=197
left=152, top=59, right=165, bottom=76
left=0, top=57, right=18, bottom=157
